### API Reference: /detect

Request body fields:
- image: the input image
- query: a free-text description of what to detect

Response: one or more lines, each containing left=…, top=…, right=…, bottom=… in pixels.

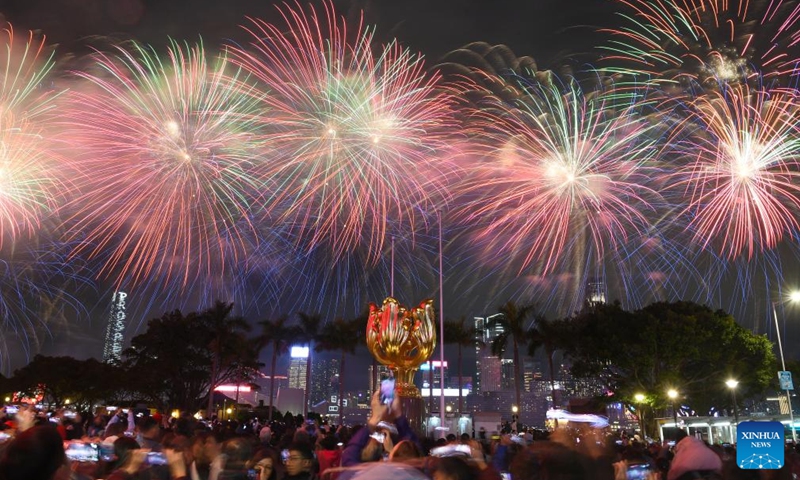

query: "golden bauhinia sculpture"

left=366, top=297, right=437, bottom=399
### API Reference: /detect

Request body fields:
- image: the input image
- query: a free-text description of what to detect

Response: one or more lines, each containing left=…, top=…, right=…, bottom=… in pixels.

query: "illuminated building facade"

left=288, top=346, right=308, bottom=391
left=311, top=356, right=339, bottom=406
left=368, top=364, right=391, bottom=393
left=102, top=291, right=128, bottom=364
left=474, top=313, right=504, bottom=393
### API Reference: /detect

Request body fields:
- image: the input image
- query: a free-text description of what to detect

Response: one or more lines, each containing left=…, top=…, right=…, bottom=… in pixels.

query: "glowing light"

left=668, top=84, right=800, bottom=259
left=460, top=79, right=660, bottom=275
left=61, top=39, right=267, bottom=290
left=229, top=0, right=461, bottom=262
left=214, top=385, right=253, bottom=393
left=600, top=0, right=800, bottom=86
left=290, top=346, right=309, bottom=358
left=546, top=409, right=609, bottom=428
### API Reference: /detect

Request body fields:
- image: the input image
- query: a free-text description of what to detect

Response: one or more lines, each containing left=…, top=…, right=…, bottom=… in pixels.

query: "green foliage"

left=565, top=301, right=776, bottom=414
left=123, top=303, right=261, bottom=412
left=10, top=355, right=121, bottom=409
left=258, top=315, right=300, bottom=420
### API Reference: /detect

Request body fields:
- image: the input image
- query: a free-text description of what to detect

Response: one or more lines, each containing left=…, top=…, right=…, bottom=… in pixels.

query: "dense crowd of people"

left=0, top=392, right=797, bottom=480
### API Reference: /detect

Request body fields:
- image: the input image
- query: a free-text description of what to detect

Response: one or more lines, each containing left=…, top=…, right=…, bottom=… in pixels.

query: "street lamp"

left=635, top=393, right=646, bottom=438
left=772, top=296, right=798, bottom=443
left=667, top=389, right=679, bottom=440
left=511, top=405, right=519, bottom=431
left=725, top=379, right=739, bottom=427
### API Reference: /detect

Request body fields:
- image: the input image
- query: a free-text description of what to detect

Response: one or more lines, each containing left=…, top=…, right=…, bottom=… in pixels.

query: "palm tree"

left=203, top=301, right=251, bottom=418
left=316, top=317, right=363, bottom=425
left=526, top=314, right=567, bottom=411
left=258, top=315, right=299, bottom=421
left=296, top=312, right=323, bottom=418
left=443, top=317, right=482, bottom=414
left=489, top=301, right=535, bottom=413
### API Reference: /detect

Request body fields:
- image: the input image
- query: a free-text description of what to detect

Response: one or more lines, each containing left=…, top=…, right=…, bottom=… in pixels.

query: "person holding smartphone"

left=341, top=390, right=421, bottom=468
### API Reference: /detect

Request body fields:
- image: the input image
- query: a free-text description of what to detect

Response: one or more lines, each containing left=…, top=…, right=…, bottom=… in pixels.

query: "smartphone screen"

left=380, top=378, right=395, bottom=405
left=626, top=463, right=651, bottom=480
left=146, top=451, right=168, bottom=465
left=281, top=449, right=290, bottom=463
left=65, top=442, right=99, bottom=462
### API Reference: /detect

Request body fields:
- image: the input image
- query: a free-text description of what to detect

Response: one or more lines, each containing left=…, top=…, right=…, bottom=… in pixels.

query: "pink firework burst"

left=460, top=80, right=661, bottom=275
left=669, top=83, right=800, bottom=259
left=60, top=40, right=268, bottom=289
left=229, top=1, right=462, bottom=262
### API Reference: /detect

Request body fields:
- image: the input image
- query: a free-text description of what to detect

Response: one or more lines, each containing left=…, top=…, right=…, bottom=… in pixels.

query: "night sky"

left=2, top=0, right=798, bottom=379
left=0, top=0, right=612, bottom=65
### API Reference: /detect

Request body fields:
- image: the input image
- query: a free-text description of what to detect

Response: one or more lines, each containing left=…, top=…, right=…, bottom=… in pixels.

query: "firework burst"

left=459, top=78, right=662, bottom=280
left=601, top=0, right=800, bottom=87
left=668, top=83, right=800, bottom=259
left=0, top=117, right=62, bottom=247
left=61, top=39, right=268, bottom=290
left=0, top=25, right=57, bottom=121
left=0, top=25, right=62, bottom=248
left=229, top=1, right=461, bottom=262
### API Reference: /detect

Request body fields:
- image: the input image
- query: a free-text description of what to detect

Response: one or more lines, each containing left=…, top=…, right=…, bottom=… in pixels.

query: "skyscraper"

left=311, top=356, right=340, bottom=406
left=368, top=364, right=391, bottom=393
left=586, top=279, right=607, bottom=305
left=474, top=313, right=504, bottom=393
left=288, top=346, right=309, bottom=390
left=102, top=291, right=128, bottom=364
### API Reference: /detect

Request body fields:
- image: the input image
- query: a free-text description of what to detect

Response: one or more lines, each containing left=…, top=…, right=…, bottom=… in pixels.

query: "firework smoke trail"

left=229, top=1, right=462, bottom=263
left=668, top=83, right=800, bottom=260
left=601, top=0, right=800, bottom=87
left=459, top=78, right=662, bottom=281
left=61, top=40, right=269, bottom=291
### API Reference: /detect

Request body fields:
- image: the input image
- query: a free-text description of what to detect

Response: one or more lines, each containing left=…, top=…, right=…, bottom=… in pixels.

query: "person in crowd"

left=219, top=437, right=253, bottom=480
left=0, top=425, right=67, bottom=480
left=105, top=436, right=146, bottom=480
left=188, top=432, right=213, bottom=480
left=341, top=391, right=418, bottom=468
left=260, top=424, right=273, bottom=446
left=389, top=440, right=422, bottom=462
left=432, top=457, right=479, bottom=480
left=87, top=414, right=107, bottom=438
left=250, top=448, right=280, bottom=480
left=64, top=412, right=85, bottom=441
left=204, top=432, right=227, bottom=480
left=284, top=442, right=315, bottom=480
left=138, top=416, right=164, bottom=451
left=666, top=432, right=722, bottom=480
left=317, top=434, right=341, bottom=477
left=510, top=441, right=588, bottom=480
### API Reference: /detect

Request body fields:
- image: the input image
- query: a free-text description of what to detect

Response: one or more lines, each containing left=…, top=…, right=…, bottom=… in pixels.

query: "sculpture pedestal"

left=399, top=395, right=427, bottom=437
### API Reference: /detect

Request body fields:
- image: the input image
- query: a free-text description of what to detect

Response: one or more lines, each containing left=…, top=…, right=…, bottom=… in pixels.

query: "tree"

left=296, top=312, right=323, bottom=418
left=258, top=315, right=299, bottom=421
left=204, top=301, right=253, bottom=417
left=443, top=317, right=481, bottom=414
left=11, top=355, right=121, bottom=409
left=489, top=301, right=535, bottom=412
left=564, top=301, right=776, bottom=415
left=124, top=307, right=259, bottom=413
left=316, top=316, right=363, bottom=425
left=526, top=314, right=570, bottom=411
